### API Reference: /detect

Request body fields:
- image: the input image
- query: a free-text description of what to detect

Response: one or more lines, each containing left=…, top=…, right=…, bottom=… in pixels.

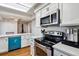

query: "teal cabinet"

left=8, top=36, right=21, bottom=51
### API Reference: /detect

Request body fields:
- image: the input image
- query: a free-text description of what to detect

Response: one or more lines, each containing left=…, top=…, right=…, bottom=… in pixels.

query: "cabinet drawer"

left=54, top=49, right=68, bottom=56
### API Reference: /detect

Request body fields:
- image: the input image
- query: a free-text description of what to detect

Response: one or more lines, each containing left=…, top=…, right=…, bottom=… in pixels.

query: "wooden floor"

left=0, top=46, right=31, bottom=56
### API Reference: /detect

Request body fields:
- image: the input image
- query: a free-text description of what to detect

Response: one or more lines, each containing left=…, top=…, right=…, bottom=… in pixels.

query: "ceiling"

left=0, top=3, right=36, bottom=13
left=0, top=3, right=41, bottom=22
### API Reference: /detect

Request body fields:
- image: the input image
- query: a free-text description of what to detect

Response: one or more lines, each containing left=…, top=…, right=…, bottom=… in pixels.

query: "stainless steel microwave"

left=40, top=9, right=60, bottom=26
left=51, top=9, right=60, bottom=25
left=40, top=15, right=50, bottom=26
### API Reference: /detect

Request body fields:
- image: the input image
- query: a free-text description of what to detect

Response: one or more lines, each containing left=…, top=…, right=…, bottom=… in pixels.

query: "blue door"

left=8, top=36, right=21, bottom=51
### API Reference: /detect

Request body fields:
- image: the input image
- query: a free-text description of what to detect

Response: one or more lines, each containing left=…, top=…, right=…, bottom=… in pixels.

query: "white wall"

left=31, top=19, right=42, bottom=36
left=0, top=21, right=17, bottom=35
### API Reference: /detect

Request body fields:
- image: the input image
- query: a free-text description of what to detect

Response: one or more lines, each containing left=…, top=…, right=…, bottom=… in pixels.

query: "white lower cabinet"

left=0, top=38, right=8, bottom=53
left=54, top=49, right=69, bottom=56
left=21, top=36, right=30, bottom=48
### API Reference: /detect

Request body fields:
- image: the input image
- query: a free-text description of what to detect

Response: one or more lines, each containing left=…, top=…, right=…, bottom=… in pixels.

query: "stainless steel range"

left=35, top=31, right=64, bottom=56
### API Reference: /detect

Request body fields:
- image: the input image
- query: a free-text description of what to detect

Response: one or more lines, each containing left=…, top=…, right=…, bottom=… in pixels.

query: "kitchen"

left=34, top=3, right=79, bottom=56
left=0, top=3, right=79, bottom=56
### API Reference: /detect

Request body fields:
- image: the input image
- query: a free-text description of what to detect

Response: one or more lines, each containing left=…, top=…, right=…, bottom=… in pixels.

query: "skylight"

left=0, top=3, right=35, bottom=12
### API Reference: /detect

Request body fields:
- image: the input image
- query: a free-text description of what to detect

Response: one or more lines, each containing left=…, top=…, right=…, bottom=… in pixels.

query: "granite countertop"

left=53, top=42, right=79, bottom=56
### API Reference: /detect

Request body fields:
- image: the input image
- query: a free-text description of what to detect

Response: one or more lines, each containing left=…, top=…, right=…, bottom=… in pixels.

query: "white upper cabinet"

left=35, top=10, right=41, bottom=27
left=61, top=3, right=79, bottom=26
left=41, top=5, right=50, bottom=18
left=41, top=3, right=59, bottom=18
left=49, top=3, right=59, bottom=13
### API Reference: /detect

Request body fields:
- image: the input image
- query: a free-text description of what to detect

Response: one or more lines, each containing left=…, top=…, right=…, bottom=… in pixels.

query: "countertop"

left=0, top=33, right=31, bottom=38
left=31, top=36, right=43, bottom=39
left=53, top=42, right=79, bottom=56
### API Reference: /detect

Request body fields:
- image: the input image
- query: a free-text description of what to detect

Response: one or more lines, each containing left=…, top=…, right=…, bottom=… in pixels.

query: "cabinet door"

left=49, top=3, right=58, bottom=12
left=34, top=42, right=47, bottom=56
left=61, top=3, right=79, bottom=26
left=21, top=35, right=30, bottom=48
left=54, top=49, right=69, bottom=56
left=35, top=11, right=41, bottom=27
left=41, top=5, right=50, bottom=18
left=8, top=36, right=21, bottom=51
left=0, top=38, right=8, bottom=53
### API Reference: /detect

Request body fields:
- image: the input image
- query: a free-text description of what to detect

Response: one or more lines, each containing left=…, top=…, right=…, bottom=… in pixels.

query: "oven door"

left=46, top=47, right=52, bottom=56
left=34, top=42, right=47, bottom=56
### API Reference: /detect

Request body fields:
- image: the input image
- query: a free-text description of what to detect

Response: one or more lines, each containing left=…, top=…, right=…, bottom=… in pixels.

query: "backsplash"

left=41, top=26, right=66, bottom=32
left=41, top=26, right=79, bottom=32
